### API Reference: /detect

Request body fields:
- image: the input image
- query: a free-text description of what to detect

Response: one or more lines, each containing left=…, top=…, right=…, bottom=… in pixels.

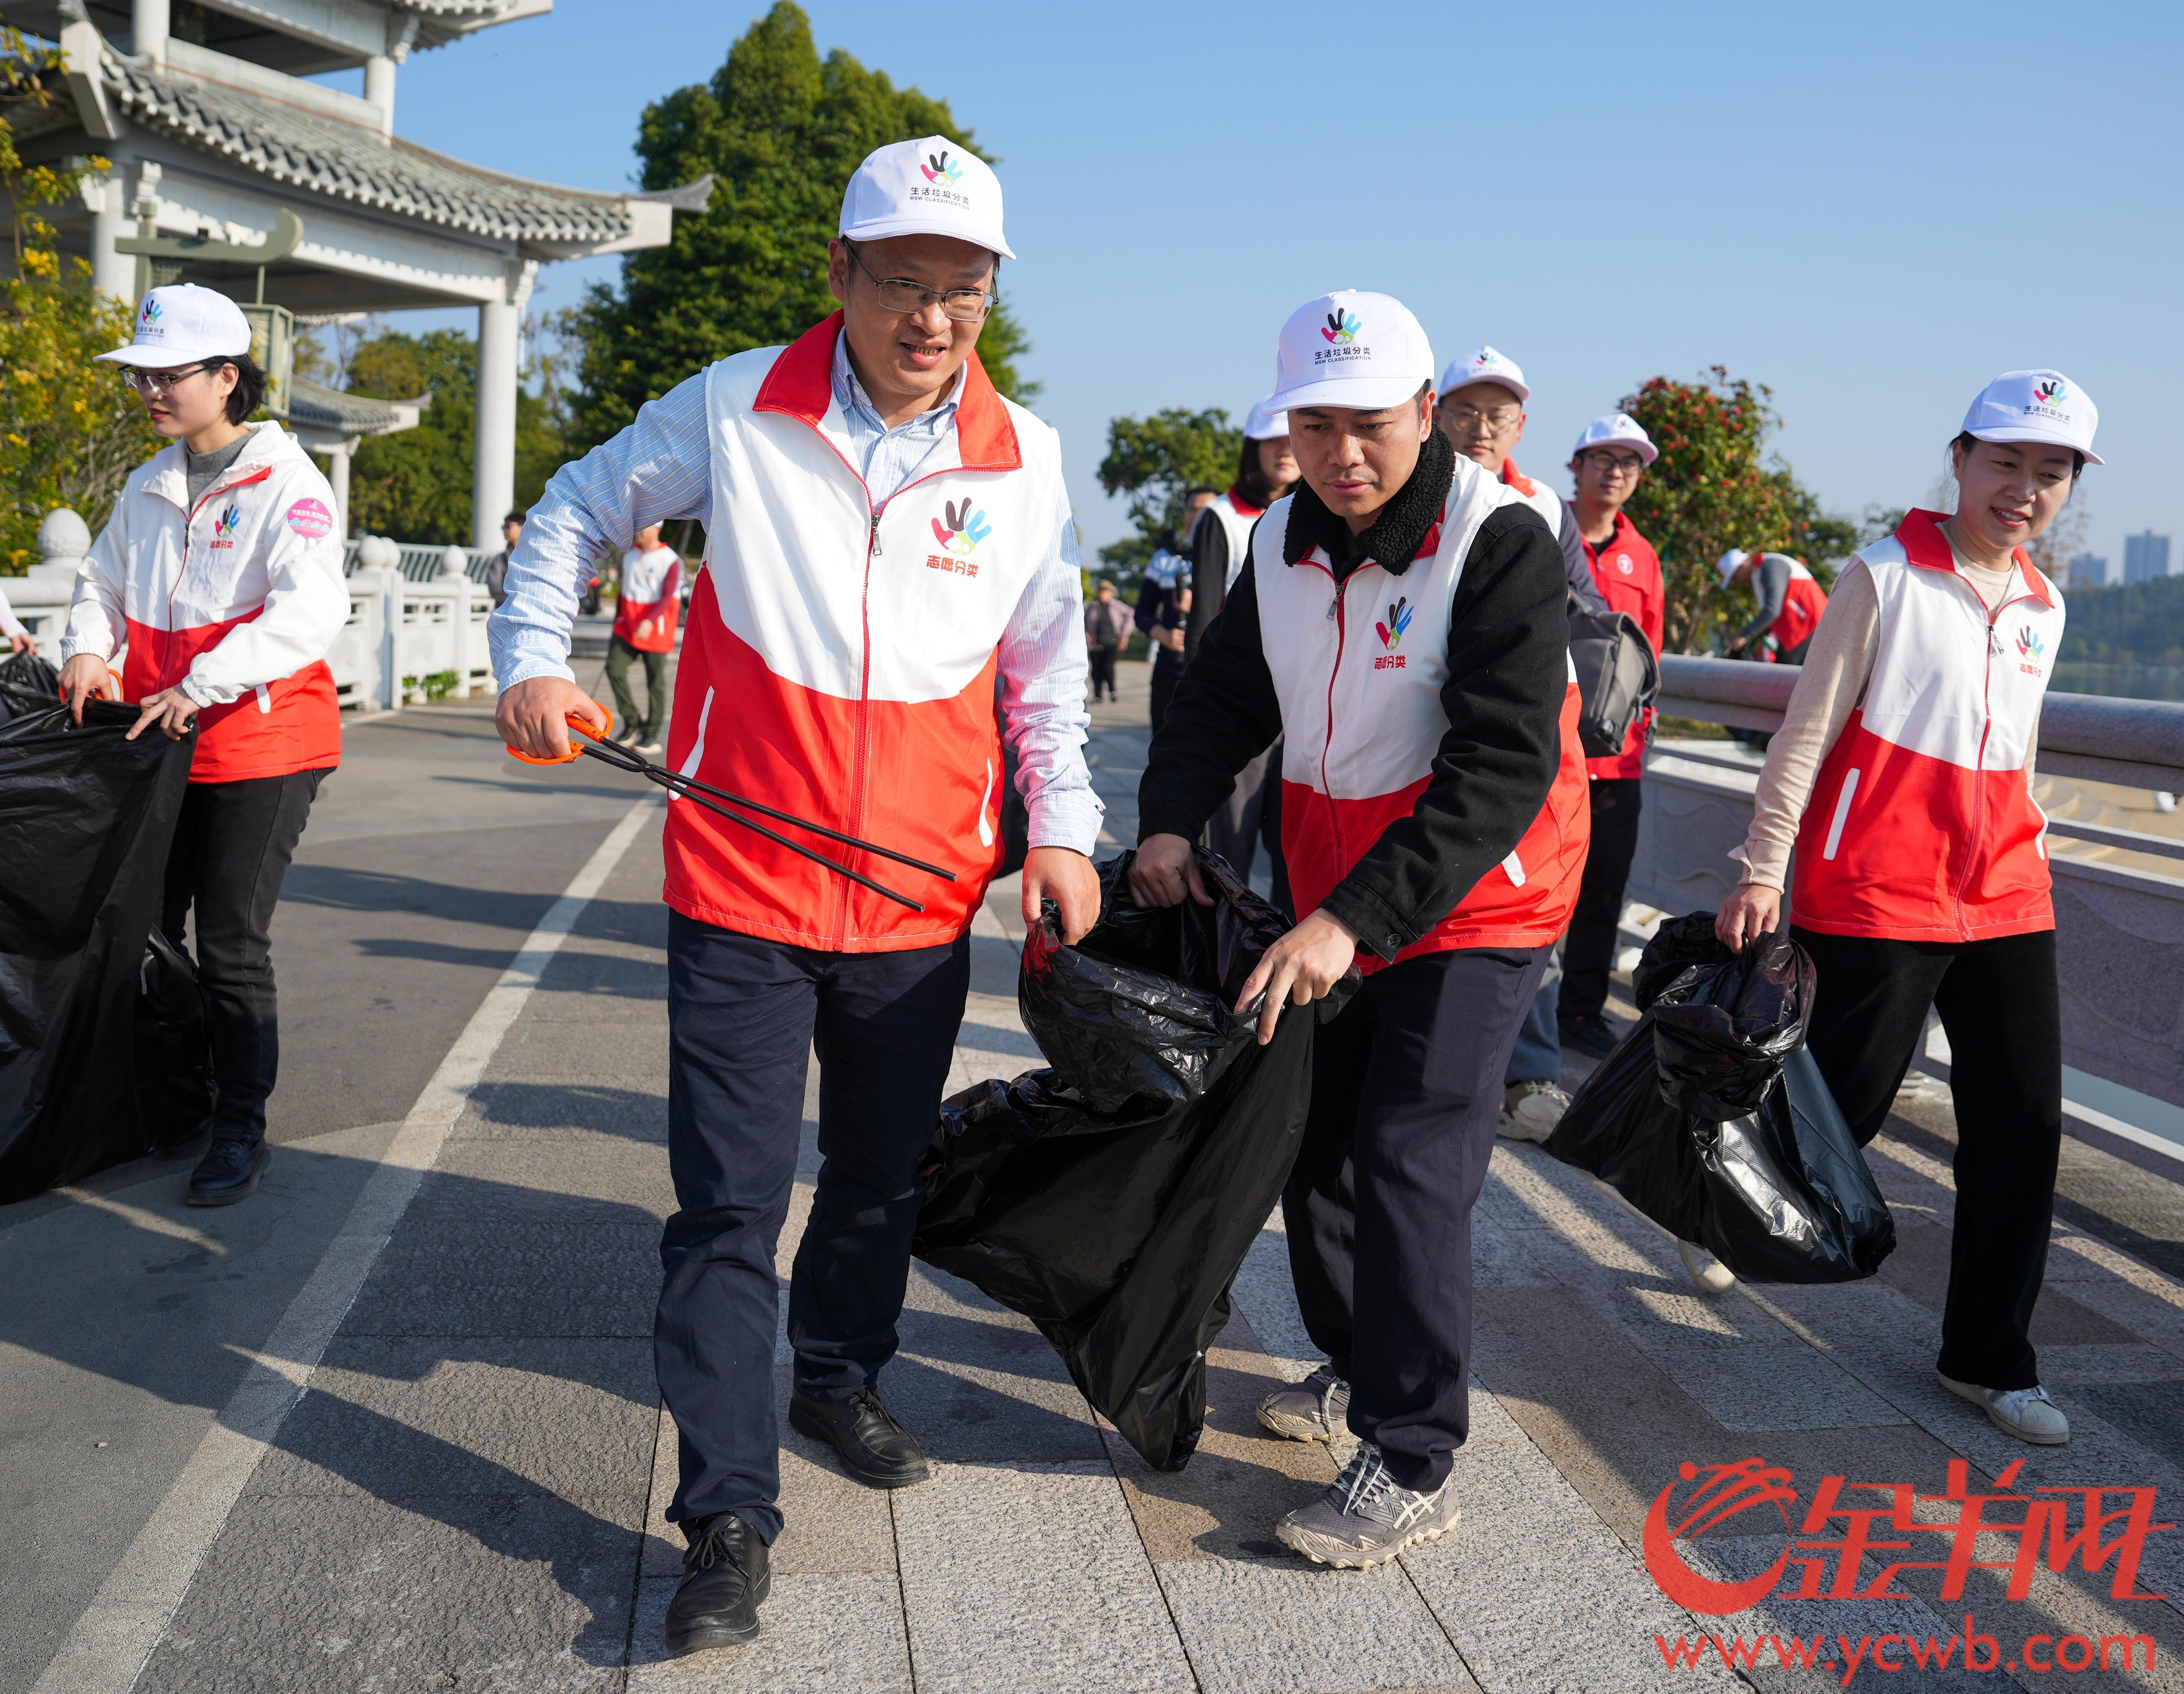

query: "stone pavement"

left=9, top=657, right=2184, bottom=1692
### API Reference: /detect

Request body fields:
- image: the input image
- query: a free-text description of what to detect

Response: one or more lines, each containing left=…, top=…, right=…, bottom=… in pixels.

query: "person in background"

left=608, top=522, right=682, bottom=754
left=59, top=283, right=348, bottom=1207
left=1135, top=485, right=1217, bottom=733
left=1714, top=370, right=2092, bottom=1444
left=1558, top=414, right=1663, bottom=1063
left=0, top=579, right=31, bottom=654
left=1135, top=291, right=1587, bottom=1568
left=1084, top=577, right=1129, bottom=702
left=1718, top=547, right=1830, bottom=664
left=1187, top=399, right=1299, bottom=908
left=482, top=508, right=525, bottom=608
left=1434, top=346, right=1608, bottom=1141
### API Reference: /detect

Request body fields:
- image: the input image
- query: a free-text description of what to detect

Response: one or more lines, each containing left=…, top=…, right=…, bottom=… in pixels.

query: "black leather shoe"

left=665, top=1511, right=770, bottom=1656
left=185, top=1137, right=268, bottom=1206
left=1559, top=1013, right=1621, bottom=1060
left=789, top=1386, right=931, bottom=1488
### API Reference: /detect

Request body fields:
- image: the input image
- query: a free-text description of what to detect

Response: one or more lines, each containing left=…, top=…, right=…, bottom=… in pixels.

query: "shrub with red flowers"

left=1618, top=367, right=1855, bottom=653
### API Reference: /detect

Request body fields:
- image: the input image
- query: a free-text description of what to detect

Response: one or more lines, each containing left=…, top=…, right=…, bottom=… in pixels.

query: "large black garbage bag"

left=135, top=925, right=215, bottom=1150
left=0, top=701, right=196, bottom=1201
left=915, top=849, right=1354, bottom=1471
left=1544, top=914, right=1895, bottom=1282
left=0, top=648, right=60, bottom=722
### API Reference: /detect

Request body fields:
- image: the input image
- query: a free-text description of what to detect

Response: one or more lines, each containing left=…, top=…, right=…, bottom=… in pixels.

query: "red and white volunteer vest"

left=1255, top=459, right=1591, bottom=971
left=1791, top=510, right=2063, bottom=943
left=82, top=422, right=343, bottom=782
left=1499, top=457, right=1564, bottom=533
left=1199, top=488, right=1266, bottom=592
left=1761, top=554, right=1828, bottom=656
left=613, top=545, right=682, bottom=653
left=664, top=314, right=1071, bottom=952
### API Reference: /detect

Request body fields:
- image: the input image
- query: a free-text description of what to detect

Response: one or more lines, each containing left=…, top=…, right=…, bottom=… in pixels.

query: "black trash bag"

left=1544, top=914, right=1895, bottom=1282
left=135, top=925, right=215, bottom=1150
left=0, top=648, right=60, bottom=723
left=914, top=849, right=1354, bottom=1471
left=0, top=701, right=196, bottom=1201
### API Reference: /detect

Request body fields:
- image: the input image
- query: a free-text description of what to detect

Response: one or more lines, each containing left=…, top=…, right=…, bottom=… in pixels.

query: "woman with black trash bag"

left=57, top=284, right=348, bottom=1208
left=1715, top=369, right=2095, bottom=1448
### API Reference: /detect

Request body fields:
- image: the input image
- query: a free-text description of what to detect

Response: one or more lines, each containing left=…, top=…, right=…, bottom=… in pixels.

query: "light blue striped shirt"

left=488, top=338, right=1102, bottom=857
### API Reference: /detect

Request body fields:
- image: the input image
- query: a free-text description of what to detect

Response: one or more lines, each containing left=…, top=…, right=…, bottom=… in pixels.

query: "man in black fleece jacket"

left=1131, top=290, right=1587, bottom=1569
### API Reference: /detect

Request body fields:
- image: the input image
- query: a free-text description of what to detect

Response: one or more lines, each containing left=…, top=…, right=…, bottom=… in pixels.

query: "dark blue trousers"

left=656, top=912, right=969, bottom=1540
left=1283, top=944, right=1549, bottom=1493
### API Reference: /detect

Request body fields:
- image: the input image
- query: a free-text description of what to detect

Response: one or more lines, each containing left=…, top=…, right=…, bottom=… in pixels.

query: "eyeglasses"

left=1440, top=403, right=1522, bottom=432
left=846, top=245, right=995, bottom=322
left=1582, top=451, right=1647, bottom=478
left=119, top=363, right=214, bottom=395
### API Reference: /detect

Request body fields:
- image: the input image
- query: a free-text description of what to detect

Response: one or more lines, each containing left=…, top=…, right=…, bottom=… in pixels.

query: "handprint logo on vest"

left=209, top=502, right=242, bottom=549
left=1374, top=596, right=1412, bottom=670
left=926, top=499, right=991, bottom=579
left=921, top=149, right=964, bottom=186
left=2016, top=623, right=2046, bottom=677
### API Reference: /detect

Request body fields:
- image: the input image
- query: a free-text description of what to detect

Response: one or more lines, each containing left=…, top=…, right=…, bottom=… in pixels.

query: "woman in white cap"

left=57, top=282, right=348, bottom=1208
left=1184, top=396, right=1299, bottom=905
left=1716, top=369, right=2096, bottom=1445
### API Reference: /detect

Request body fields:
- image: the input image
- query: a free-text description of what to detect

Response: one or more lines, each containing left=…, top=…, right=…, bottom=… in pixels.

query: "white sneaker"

left=1677, top=1239, right=1737, bottom=1295
left=1499, top=1080, right=1570, bottom=1143
left=1275, top=1441, right=1461, bottom=1569
left=1938, top=1373, right=2070, bottom=1445
left=635, top=739, right=664, bottom=757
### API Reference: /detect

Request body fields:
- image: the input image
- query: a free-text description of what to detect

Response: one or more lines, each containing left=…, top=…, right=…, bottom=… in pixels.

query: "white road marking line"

left=30, top=795, right=661, bottom=1694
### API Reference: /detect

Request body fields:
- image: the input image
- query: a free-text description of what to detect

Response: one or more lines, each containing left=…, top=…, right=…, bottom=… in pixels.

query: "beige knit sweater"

left=1732, top=546, right=2030, bottom=891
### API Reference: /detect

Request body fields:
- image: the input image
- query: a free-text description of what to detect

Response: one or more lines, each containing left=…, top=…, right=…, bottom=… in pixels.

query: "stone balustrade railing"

left=1635, top=655, right=2184, bottom=1126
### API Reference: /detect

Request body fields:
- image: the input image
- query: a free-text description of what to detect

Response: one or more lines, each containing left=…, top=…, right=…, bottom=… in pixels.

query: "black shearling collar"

left=1281, top=427, right=1454, bottom=581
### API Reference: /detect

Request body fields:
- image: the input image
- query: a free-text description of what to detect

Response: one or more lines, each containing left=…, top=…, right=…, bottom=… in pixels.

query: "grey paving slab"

left=888, top=1262, right=1106, bottom=1462
left=628, top=1571, right=911, bottom=1690
left=1651, top=1340, right=1912, bottom=1431
left=341, top=1219, right=661, bottom=1337
left=135, top=1490, right=643, bottom=1694
left=891, top=1459, right=1195, bottom=1694
left=1231, top=1214, right=1321, bottom=1370
left=451, top=1077, right=672, bottom=1142
left=251, top=1336, right=656, bottom=1500
left=1154, top=1557, right=1480, bottom=1694
left=410, top=1132, right=678, bottom=1226
left=498, top=1015, right=671, bottom=1081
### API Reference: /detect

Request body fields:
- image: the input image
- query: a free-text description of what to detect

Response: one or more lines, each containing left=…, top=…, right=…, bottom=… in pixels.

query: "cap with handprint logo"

left=97, top=282, right=252, bottom=369
left=1242, top=397, right=1288, bottom=440
left=1438, top=345, right=1530, bottom=404
left=1959, top=368, right=2102, bottom=465
left=1267, top=290, right=1435, bottom=414
left=839, top=135, right=1014, bottom=260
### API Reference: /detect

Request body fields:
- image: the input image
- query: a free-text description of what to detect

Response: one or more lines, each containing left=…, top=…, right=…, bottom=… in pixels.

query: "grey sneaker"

left=1500, top=1080, right=1570, bottom=1143
left=1257, top=1364, right=1351, bottom=1442
left=1275, top=1441, right=1461, bottom=1569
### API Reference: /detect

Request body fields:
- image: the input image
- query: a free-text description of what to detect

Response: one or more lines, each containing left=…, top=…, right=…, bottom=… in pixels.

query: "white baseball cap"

left=1572, top=412, right=1659, bottom=466
left=97, top=283, right=251, bottom=369
left=1438, top=345, right=1529, bottom=404
left=1267, top=290, right=1434, bottom=414
left=838, top=135, right=1014, bottom=261
left=1960, top=368, right=2102, bottom=466
left=1242, top=397, right=1288, bottom=439
left=1716, top=548, right=1751, bottom=584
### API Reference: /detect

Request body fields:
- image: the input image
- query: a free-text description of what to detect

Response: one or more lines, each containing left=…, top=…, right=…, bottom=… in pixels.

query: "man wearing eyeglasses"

left=1558, top=413, right=1664, bottom=1059
left=490, top=137, right=1100, bottom=1658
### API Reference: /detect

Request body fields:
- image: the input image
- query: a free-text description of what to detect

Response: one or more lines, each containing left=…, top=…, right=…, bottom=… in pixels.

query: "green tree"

left=1094, top=408, right=1241, bottom=580
left=0, top=32, right=154, bottom=568
left=570, top=1, right=1034, bottom=454
left=1619, top=367, right=1852, bottom=653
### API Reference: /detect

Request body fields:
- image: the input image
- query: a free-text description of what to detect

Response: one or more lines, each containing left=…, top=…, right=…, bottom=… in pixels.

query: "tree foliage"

left=1094, top=407, right=1240, bottom=580
left=570, top=1, right=1034, bottom=454
left=1618, top=367, right=1853, bottom=653
left=0, top=32, right=154, bottom=569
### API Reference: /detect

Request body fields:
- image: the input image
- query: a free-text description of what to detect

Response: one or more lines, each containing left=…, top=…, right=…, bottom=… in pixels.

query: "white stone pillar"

left=325, top=439, right=354, bottom=537
left=133, top=0, right=169, bottom=63
left=471, top=266, right=530, bottom=553
left=363, top=54, right=395, bottom=137
left=82, top=174, right=131, bottom=301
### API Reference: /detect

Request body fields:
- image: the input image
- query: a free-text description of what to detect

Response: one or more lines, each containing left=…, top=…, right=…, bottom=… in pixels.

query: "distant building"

left=2069, top=552, right=2110, bottom=588
left=2124, top=531, right=2173, bottom=584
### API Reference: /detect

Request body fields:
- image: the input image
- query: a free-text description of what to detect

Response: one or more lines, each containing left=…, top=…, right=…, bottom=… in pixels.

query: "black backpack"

left=1567, top=594, right=1660, bottom=759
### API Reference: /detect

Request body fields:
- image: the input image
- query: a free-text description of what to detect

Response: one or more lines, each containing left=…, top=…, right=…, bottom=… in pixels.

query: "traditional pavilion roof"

left=288, top=376, right=428, bottom=437
left=103, top=49, right=642, bottom=245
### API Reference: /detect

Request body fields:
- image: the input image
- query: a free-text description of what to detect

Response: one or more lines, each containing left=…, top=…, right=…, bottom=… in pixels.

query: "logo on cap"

left=921, top=149, right=964, bottom=187
left=138, top=297, right=164, bottom=339
left=1322, top=310, right=1361, bottom=347
left=2033, top=377, right=2066, bottom=408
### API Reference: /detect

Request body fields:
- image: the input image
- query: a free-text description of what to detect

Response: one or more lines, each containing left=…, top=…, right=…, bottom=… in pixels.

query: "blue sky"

left=357, top=0, right=2183, bottom=566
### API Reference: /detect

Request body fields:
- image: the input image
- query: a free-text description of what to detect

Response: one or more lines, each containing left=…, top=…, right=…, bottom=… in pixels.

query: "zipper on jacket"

left=1953, top=580, right=2041, bottom=939
left=159, top=463, right=274, bottom=692
left=1317, top=565, right=1351, bottom=872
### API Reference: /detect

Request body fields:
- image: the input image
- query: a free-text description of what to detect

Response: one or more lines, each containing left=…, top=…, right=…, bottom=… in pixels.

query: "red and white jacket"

left=663, top=315, right=1078, bottom=952
left=1198, top=487, right=1266, bottom=592
left=1580, top=509, right=1665, bottom=779
left=1791, top=510, right=2063, bottom=943
left=612, top=544, right=682, bottom=654
left=63, top=421, right=345, bottom=782
left=1769, top=557, right=1828, bottom=655
left=1499, top=457, right=1563, bottom=530
left=1255, top=462, right=1592, bottom=969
